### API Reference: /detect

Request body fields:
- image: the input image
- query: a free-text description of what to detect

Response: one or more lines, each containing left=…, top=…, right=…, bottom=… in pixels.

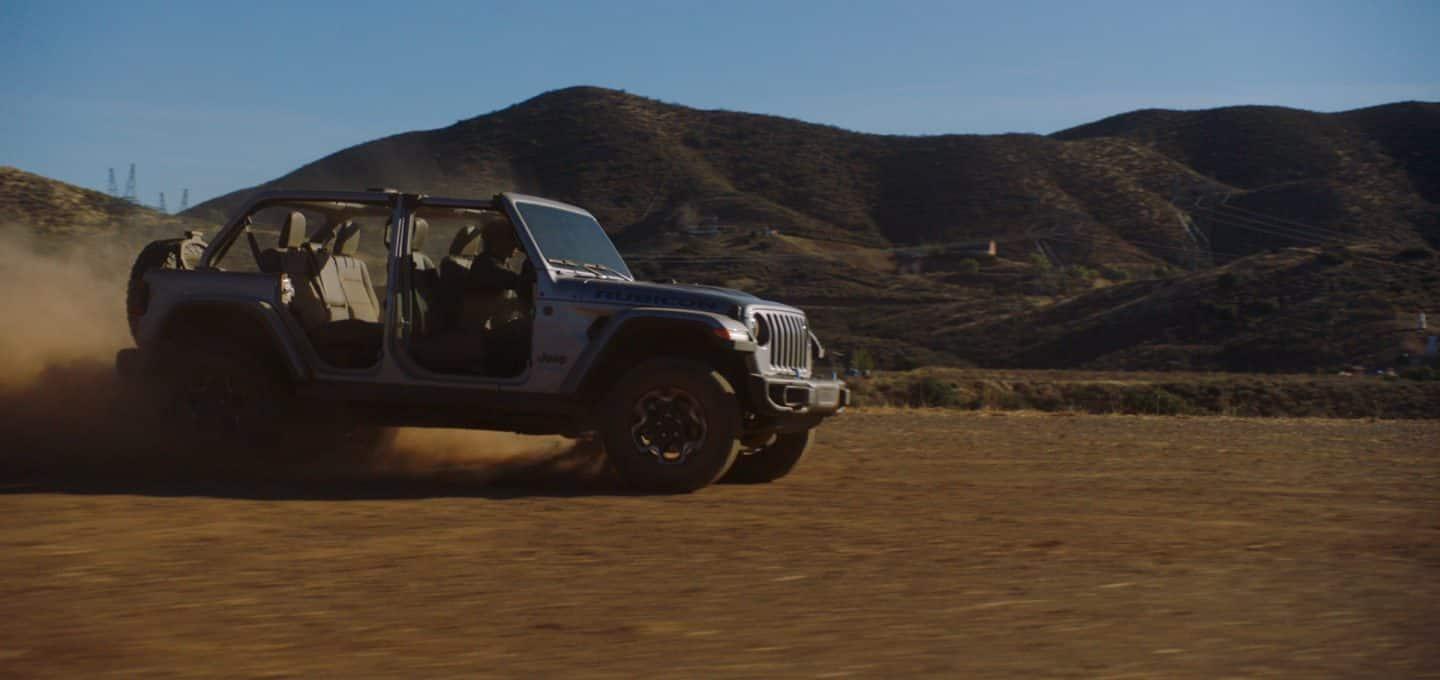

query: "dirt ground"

left=2, top=410, right=1437, bottom=678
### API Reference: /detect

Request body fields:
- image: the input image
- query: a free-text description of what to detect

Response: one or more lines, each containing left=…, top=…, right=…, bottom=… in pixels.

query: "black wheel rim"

left=175, top=372, right=260, bottom=435
left=629, top=387, right=707, bottom=465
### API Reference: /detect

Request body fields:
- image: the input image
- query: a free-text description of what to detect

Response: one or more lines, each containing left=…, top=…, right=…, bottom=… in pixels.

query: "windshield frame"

left=507, top=197, right=633, bottom=281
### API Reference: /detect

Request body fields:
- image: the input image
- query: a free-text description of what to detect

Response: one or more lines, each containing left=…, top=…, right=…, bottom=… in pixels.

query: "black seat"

left=436, top=224, right=482, bottom=331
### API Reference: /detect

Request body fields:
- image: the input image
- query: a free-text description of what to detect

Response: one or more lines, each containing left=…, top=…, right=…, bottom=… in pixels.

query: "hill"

left=8, top=89, right=1437, bottom=374
left=0, top=166, right=194, bottom=245
left=924, top=243, right=1440, bottom=372
left=190, top=87, right=1250, bottom=267
left=1055, top=102, right=1440, bottom=255
left=189, top=89, right=1439, bottom=269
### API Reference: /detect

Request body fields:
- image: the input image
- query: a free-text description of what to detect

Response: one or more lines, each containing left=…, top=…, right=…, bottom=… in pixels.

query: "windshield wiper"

left=547, top=258, right=600, bottom=277
left=583, top=262, right=630, bottom=279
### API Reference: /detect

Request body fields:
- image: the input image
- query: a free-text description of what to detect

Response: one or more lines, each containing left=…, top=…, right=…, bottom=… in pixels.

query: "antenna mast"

left=179, top=188, right=190, bottom=212
left=122, top=163, right=137, bottom=203
left=107, top=168, right=118, bottom=196
left=158, top=192, right=168, bottom=213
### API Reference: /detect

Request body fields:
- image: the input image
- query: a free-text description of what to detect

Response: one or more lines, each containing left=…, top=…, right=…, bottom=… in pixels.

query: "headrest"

left=335, top=221, right=361, bottom=256
left=413, top=218, right=430, bottom=250
left=279, top=212, right=307, bottom=249
left=479, top=212, right=515, bottom=250
left=448, top=225, right=483, bottom=258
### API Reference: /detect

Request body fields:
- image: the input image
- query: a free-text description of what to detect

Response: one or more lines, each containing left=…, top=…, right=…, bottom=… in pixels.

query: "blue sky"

left=2, top=0, right=1437, bottom=208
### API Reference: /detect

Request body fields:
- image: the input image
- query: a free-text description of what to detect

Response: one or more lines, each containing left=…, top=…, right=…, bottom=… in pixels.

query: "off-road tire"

left=153, top=338, right=391, bottom=461
left=720, top=429, right=813, bottom=484
left=598, top=357, right=740, bottom=493
left=153, top=338, right=293, bottom=455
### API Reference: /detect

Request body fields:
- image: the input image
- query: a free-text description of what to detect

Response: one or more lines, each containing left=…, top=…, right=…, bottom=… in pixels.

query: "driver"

left=465, top=213, right=533, bottom=375
left=467, top=215, right=528, bottom=325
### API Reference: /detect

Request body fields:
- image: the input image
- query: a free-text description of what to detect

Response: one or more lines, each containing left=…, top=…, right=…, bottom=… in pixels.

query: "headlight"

left=749, top=314, right=771, bottom=346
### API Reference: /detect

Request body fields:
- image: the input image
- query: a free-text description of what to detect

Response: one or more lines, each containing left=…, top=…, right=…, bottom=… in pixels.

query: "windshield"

left=515, top=202, right=632, bottom=279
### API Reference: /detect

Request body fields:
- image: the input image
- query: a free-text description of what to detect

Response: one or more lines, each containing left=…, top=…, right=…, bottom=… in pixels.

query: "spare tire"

left=126, top=230, right=207, bottom=340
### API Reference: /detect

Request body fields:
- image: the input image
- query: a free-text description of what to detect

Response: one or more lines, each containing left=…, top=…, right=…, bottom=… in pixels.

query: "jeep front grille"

left=757, top=310, right=811, bottom=375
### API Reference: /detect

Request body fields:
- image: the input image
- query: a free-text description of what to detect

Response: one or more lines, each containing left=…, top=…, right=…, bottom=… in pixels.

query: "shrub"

left=1394, top=247, right=1434, bottom=262
left=850, top=347, right=876, bottom=372
left=956, top=258, right=981, bottom=276
left=1399, top=366, right=1438, bottom=382
left=1152, top=264, right=1180, bottom=279
left=1198, top=299, right=1239, bottom=321
left=1099, top=265, right=1131, bottom=282
left=1246, top=298, right=1282, bottom=316
left=1120, top=387, right=1191, bottom=415
left=1316, top=246, right=1353, bottom=266
left=911, top=376, right=961, bottom=407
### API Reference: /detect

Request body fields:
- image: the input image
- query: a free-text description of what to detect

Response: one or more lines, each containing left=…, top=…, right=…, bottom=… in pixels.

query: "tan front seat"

left=259, top=211, right=309, bottom=274
left=332, top=222, right=381, bottom=323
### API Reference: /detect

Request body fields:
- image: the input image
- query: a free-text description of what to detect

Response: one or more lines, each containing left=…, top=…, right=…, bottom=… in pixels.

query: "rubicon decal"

left=592, top=288, right=721, bottom=310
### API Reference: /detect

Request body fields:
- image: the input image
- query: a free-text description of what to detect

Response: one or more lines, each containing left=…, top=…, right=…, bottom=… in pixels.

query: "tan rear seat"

left=287, top=219, right=380, bottom=329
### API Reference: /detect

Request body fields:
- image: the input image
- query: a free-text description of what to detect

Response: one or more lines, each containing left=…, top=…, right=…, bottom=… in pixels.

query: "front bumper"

left=747, top=373, right=849, bottom=420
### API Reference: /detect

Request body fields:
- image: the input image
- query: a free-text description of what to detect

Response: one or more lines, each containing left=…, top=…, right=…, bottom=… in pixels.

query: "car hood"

left=552, top=277, right=799, bottom=316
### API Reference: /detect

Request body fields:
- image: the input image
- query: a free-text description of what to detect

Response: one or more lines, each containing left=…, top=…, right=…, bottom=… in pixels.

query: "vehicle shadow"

left=0, top=361, right=652, bottom=501
left=0, top=361, right=645, bottom=500
left=0, top=448, right=633, bottom=501
left=0, top=475, right=632, bottom=502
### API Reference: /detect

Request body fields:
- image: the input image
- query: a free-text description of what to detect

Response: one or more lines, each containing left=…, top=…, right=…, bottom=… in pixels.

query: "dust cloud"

left=0, top=227, right=600, bottom=489
left=0, top=230, right=131, bottom=389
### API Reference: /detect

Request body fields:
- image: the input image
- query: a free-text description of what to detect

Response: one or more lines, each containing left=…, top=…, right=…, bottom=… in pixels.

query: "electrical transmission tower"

left=122, top=164, right=137, bottom=203
left=107, top=168, right=119, bottom=196
left=179, top=188, right=189, bottom=212
left=158, top=192, right=168, bottom=213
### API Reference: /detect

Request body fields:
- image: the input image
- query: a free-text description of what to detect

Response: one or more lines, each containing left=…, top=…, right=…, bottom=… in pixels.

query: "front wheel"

left=721, top=430, right=813, bottom=484
left=598, top=357, right=740, bottom=493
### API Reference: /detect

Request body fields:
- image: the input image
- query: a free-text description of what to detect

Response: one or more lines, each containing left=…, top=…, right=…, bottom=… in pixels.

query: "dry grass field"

left=2, top=410, right=1437, bottom=678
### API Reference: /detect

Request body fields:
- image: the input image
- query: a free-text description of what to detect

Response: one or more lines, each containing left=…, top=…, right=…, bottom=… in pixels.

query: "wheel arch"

left=569, top=310, right=752, bottom=407
left=144, top=300, right=308, bottom=380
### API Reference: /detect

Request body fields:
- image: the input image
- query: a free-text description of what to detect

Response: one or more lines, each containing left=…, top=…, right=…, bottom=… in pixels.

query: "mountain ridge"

left=7, top=89, right=1437, bottom=373
left=188, top=87, right=1438, bottom=265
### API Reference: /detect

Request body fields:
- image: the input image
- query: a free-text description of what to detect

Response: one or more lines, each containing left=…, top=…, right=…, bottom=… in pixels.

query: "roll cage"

left=201, top=189, right=629, bottom=285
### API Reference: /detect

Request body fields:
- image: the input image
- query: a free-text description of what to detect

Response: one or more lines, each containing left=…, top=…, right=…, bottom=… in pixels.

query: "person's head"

left=481, top=212, right=518, bottom=258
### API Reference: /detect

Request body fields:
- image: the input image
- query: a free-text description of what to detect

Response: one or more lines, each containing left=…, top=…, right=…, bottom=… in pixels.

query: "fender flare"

left=141, top=298, right=310, bottom=380
left=561, top=307, right=754, bottom=395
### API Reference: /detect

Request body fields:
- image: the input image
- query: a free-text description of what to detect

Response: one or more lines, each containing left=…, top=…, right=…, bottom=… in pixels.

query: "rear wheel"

left=721, top=430, right=813, bottom=484
left=152, top=338, right=390, bottom=461
left=599, top=357, right=740, bottom=493
left=154, top=339, right=292, bottom=453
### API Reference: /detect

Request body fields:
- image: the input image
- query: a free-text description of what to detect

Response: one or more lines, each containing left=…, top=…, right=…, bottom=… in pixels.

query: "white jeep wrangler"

left=119, top=189, right=847, bottom=492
